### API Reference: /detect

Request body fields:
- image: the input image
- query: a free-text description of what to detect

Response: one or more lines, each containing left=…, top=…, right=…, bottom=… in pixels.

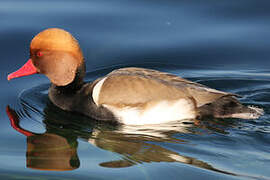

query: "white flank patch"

left=92, top=77, right=107, bottom=106
left=104, top=99, right=196, bottom=125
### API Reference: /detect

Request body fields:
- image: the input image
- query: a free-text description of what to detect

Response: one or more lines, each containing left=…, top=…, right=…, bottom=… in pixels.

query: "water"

left=1, top=0, right=270, bottom=179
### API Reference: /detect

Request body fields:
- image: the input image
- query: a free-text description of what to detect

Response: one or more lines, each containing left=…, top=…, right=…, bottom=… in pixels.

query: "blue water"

left=1, top=0, right=270, bottom=179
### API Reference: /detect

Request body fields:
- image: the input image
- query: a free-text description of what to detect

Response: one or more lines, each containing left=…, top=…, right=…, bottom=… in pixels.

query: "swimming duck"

left=7, top=28, right=263, bottom=125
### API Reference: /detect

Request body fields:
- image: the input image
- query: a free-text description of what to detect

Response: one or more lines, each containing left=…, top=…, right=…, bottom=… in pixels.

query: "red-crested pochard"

left=8, top=28, right=263, bottom=125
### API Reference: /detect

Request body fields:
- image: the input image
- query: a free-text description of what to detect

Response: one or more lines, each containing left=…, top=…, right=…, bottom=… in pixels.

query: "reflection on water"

left=6, top=103, right=235, bottom=176
left=27, top=133, right=79, bottom=171
left=7, top=106, right=80, bottom=171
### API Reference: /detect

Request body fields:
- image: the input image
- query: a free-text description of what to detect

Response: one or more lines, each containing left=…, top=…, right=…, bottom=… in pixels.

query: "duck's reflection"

left=6, top=106, right=79, bottom=171
left=6, top=103, right=235, bottom=175
left=27, top=133, right=79, bottom=171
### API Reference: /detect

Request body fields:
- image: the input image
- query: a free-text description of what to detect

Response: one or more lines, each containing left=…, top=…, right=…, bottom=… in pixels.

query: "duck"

left=7, top=28, right=264, bottom=125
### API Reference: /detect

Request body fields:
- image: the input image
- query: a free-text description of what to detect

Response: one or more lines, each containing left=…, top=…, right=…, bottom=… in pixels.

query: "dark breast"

left=48, top=81, right=117, bottom=123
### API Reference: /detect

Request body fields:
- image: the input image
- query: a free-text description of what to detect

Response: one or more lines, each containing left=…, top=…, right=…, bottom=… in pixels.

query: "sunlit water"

left=1, top=0, right=270, bottom=179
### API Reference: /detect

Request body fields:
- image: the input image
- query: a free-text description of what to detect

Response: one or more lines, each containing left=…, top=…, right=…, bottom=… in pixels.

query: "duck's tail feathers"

left=197, top=96, right=264, bottom=119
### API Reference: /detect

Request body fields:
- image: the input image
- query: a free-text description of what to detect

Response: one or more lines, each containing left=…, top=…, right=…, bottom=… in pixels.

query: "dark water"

left=1, top=0, right=270, bottom=179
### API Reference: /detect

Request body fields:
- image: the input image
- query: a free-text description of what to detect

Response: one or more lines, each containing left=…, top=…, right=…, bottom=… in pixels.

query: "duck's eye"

left=36, top=52, right=43, bottom=57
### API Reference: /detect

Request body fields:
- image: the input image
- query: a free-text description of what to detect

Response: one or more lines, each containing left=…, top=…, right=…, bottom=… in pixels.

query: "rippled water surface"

left=1, top=0, right=270, bottom=180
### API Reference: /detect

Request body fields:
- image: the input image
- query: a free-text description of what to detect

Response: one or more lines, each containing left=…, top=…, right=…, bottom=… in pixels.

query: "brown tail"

left=197, top=96, right=264, bottom=119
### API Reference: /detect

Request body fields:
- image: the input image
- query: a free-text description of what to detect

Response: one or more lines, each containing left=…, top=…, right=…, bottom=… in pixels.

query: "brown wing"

left=97, top=67, right=235, bottom=107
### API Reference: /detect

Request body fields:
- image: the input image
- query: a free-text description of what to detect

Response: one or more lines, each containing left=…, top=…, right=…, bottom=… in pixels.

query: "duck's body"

left=8, top=28, right=263, bottom=125
left=49, top=66, right=262, bottom=125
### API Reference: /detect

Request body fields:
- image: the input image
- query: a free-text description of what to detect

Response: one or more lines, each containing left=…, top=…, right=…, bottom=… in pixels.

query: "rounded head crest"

left=30, top=28, right=83, bottom=60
